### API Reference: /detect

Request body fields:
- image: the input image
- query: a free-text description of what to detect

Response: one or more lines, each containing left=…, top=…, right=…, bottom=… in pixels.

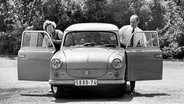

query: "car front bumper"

left=49, top=79, right=125, bottom=86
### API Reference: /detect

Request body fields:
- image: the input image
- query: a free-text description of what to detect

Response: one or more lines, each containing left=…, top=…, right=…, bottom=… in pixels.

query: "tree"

left=83, top=0, right=114, bottom=23
left=108, top=0, right=133, bottom=27
left=128, top=0, right=165, bottom=30
left=13, top=0, right=43, bottom=29
left=0, top=0, right=14, bottom=32
left=160, top=0, right=184, bottom=46
left=42, top=0, right=84, bottom=31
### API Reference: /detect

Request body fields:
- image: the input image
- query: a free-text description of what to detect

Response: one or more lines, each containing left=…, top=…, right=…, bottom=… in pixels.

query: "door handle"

left=154, top=54, right=162, bottom=58
left=18, top=52, right=26, bottom=58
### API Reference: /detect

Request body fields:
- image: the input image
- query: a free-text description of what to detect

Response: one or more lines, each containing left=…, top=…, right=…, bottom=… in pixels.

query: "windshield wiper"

left=84, top=42, right=95, bottom=46
left=103, top=44, right=117, bottom=48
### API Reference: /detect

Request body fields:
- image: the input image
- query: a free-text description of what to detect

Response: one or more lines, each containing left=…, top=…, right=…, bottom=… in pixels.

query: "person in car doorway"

left=43, top=20, right=63, bottom=92
left=119, top=15, right=147, bottom=94
left=119, top=15, right=147, bottom=47
left=43, top=20, right=63, bottom=51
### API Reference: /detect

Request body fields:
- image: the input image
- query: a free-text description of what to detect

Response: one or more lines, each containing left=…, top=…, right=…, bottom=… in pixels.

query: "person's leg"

left=130, top=81, right=135, bottom=93
left=48, top=85, right=52, bottom=92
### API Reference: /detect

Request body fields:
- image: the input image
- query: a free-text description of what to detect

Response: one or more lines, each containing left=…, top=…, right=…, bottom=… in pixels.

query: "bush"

left=173, top=47, right=184, bottom=59
left=162, top=46, right=184, bottom=59
left=176, top=33, right=184, bottom=46
left=0, top=29, right=22, bottom=56
left=162, top=47, right=173, bottom=59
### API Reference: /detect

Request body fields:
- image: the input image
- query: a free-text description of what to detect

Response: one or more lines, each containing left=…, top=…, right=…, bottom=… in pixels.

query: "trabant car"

left=18, top=23, right=163, bottom=98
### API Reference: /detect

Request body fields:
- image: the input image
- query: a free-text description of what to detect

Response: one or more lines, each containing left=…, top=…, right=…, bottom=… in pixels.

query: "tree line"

left=0, top=0, right=184, bottom=59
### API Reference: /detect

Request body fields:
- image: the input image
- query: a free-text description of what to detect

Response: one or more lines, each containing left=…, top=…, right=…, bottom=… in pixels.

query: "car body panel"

left=50, top=49, right=126, bottom=81
left=18, top=48, right=54, bottom=81
left=64, top=23, right=119, bottom=32
left=125, top=47, right=163, bottom=81
left=64, top=48, right=116, bottom=78
left=18, top=31, right=55, bottom=81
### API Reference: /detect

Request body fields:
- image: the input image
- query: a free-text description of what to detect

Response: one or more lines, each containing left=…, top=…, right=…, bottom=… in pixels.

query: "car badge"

left=84, top=71, right=89, bottom=76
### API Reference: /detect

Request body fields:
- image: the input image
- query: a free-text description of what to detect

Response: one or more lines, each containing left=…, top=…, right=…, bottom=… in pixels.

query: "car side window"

left=22, top=31, right=54, bottom=48
left=22, top=33, right=31, bottom=47
left=127, top=31, right=159, bottom=48
left=145, top=32, right=159, bottom=47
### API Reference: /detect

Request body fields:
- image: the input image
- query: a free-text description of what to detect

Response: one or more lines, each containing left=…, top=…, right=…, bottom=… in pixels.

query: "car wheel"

left=117, top=83, right=126, bottom=97
left=107, top=84, right=126, bottom=97
left=51, top=85, right=64, bottom=98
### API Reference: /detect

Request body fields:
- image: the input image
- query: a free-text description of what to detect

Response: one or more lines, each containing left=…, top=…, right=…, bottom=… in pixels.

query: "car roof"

left=65, top=23, right=119, bottom=32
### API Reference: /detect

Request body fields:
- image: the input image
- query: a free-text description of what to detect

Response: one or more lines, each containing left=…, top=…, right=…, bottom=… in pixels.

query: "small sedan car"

left=18, top=23, right=163, bottom=98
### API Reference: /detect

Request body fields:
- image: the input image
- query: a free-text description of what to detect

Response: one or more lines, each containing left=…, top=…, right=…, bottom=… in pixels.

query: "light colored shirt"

left=119, top=25, right=147, bottom=47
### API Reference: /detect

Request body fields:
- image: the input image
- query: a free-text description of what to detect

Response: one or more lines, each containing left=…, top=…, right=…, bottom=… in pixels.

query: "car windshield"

left=63, top=32, right=118, bottom=48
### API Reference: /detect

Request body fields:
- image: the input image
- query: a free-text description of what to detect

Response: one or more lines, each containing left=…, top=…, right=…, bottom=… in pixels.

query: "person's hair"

left=130, top=15, right=140, bottom=22
left=43, top=20, right=56, bottom=31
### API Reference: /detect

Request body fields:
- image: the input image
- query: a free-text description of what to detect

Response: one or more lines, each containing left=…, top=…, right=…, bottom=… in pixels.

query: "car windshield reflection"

left=63, top=32, right=118, bottom=48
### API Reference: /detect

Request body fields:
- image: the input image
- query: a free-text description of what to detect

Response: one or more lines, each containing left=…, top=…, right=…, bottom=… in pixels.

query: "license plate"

left=75, top=79, right=98, bottom=86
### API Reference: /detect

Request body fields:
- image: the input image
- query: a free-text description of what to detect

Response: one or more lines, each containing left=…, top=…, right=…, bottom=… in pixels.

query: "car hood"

left=63, top=47, right=117, bottom=78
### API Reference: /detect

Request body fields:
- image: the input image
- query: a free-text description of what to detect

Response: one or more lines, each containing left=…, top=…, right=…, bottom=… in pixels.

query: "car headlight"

left=111, top=58, right=123, bottom=69
left=51, top=58, right=62, bottom=70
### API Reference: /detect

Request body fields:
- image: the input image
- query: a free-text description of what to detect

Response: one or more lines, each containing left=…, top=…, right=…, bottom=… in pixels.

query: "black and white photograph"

left=0, top=0, right=184, bottom=104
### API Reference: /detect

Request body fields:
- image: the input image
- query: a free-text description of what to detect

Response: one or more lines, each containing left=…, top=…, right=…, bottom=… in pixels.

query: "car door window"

left=145, top=32, right=159, bottom=47
left=22, top=31, right=54, bottom=48
left=126, top=31, right=159, bottom=48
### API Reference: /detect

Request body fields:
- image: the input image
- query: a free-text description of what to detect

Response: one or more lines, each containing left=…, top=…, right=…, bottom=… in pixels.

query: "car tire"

left=51, top=85, right=64, bottom=98
left=115, top=84, right=126, bottom=97
left=106, top=84, right=126, bottom=97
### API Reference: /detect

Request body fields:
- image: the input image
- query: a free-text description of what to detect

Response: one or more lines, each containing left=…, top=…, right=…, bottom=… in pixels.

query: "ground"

left=0, top=57, right=184, bottom=104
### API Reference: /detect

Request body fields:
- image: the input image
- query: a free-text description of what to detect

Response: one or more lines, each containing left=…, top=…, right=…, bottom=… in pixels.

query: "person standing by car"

left=43, top=20, right=63, bottom=92
left=43, top=20, right=63, bottom=51
left=119, top=15, right=147, bottom=94
left=119, top=15, right=147, bottom=47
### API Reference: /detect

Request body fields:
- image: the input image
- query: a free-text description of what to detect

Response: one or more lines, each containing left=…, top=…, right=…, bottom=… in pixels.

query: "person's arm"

left=141, top=33, right=147, bottom=47
left=52, top=30, right=63, bottom=44
left=119, top=26, right=127, bottom=48
left=119, top=27, right=124, bottom=44
left=57, top=30, right=63, bottom=40
left=42, top=35, right=53, bottom=47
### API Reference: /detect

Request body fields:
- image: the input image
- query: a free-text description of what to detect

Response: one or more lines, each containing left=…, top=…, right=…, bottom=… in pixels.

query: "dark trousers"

left=130, top=81, right=135, bottom=92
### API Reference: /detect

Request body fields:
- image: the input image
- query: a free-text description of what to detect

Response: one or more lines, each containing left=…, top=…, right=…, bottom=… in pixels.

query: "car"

left=18, top=23, right=163, bottom=98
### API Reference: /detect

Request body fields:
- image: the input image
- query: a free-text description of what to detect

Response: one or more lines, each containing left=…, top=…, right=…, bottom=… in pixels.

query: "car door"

left=125, top=31, right=163, bottom=81
left=18, top=31, right=55, bottom=81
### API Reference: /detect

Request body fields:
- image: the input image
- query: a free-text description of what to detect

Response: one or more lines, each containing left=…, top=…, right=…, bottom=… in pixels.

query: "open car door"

left=18, top=31, right=55, bottom=81
left=125, top=31, right=163, bottom=81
